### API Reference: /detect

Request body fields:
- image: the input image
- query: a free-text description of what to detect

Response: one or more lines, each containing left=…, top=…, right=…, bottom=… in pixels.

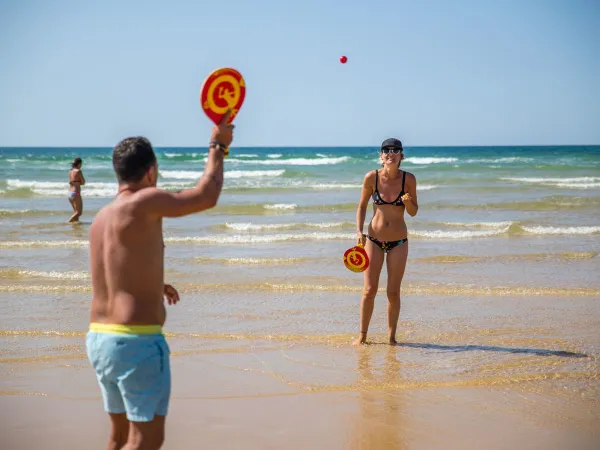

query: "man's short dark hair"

left=112, top=137, right=157, bottom=183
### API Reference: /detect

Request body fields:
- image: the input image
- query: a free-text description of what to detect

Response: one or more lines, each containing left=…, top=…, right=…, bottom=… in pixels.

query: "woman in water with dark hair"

left=354, top=138, right=418, bottom=345
left=68, top=157, right=85, bottom=222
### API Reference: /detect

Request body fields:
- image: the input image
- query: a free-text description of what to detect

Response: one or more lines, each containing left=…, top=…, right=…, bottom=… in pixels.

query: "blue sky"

left=1, top=0, right=599, bottom=147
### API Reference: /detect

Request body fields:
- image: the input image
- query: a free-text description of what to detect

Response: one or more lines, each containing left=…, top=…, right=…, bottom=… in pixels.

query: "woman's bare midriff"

left=368, top=205, right=407, bottom=241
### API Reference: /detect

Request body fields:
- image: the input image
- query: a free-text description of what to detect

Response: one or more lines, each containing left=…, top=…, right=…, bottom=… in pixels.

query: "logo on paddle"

left=200, top=68, right=246, bottom=125
left=343, top=243, right=369, bottom=273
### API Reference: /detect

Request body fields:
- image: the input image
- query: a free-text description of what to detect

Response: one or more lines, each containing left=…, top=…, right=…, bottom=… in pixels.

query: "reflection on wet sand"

left=349, top=347, right=407, bottom=450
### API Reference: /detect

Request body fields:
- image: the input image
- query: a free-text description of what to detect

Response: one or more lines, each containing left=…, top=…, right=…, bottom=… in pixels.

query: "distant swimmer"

left=353, top=138, right=419, bottom=345
left=68, top=157, right=85, bottom=223
left=86, top=111, right=234, bottom=449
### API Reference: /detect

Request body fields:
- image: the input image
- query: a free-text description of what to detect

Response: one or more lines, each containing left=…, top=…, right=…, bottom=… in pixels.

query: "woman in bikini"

left=354, top=138, right=418, bottom=345
left=68, top=157, right=85, bottom=222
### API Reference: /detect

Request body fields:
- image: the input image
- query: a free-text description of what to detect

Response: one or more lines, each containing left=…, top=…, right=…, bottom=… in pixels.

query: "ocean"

left=1, top=145, right=599, bottom=449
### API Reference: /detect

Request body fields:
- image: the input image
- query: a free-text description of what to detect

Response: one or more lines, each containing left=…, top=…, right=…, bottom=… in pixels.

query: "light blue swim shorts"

left=86, top=323, right=171, bottom=422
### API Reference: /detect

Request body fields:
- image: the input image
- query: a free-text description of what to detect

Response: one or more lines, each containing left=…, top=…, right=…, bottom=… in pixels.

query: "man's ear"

left=147, top=164, right=158, bottom=182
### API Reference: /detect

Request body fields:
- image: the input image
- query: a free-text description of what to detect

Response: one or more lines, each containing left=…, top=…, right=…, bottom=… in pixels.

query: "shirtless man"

left=86, top=111, right=234, bottom=450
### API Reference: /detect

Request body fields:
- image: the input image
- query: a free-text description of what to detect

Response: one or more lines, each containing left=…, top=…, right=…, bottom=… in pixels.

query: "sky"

left=0, top=0, right=599, bottom=147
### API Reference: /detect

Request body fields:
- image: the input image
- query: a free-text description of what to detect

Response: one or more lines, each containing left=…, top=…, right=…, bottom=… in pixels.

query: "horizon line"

left=1, top=144, right=599, bottom=149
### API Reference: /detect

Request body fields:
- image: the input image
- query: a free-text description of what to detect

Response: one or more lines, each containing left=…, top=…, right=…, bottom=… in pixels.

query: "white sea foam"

left=165, top=232, right=355, bottom=244
left=418, top=184, right=438, bottom=191
left=465, top=157, right=534, bottom=164
left=159, top=170, right=204, bottom=179
left=411, top=227, right=510, bottom=239
left=8, top=180, right=78, bottom=189
left=441, top=221, right=513, bottom=229
left=552, top=182, right=600, bottom=189
left=522, top=226, right=600, bottom=236
left=226, top=170, right=286, bottom=179
left=263, top=204, right=297, bottom=210
left=224, top=222, right=349, bottom=231
left=0, top=209, right=32, bottom=215
left=33, top=188, right=118, bottom=197
left=501, top=177, right=600, bottom=189
left=308, top=183, right=362, bottom=189
left=15, top=269, right=89, bottom=280
left=160, top=169, right=285, bottom=180
left=267, top=154, right=282, bottom=158
left=0, top=240, right=89, bottom=249
left=404, top=157, right=458, bottom=164
left=208, top=156, right=350, bottom=166
left=6, top=179, right=118, bottom=197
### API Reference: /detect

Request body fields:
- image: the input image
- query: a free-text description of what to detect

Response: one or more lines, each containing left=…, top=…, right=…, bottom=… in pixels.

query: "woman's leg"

left=68, top=195, right=83, bottom=222
left=68, top=197, right=77, bottom=213
left=353, top=239, right=385, bottom=345
left=385, top=240, right=409, bottom=344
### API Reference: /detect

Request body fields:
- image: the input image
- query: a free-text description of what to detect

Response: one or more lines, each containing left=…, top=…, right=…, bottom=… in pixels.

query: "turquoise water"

left=1, top=145, right=599, bottom=295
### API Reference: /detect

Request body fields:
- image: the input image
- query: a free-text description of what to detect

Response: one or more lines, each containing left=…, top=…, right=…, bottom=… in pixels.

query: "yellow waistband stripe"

left=89, top=323, right=163, bottom=335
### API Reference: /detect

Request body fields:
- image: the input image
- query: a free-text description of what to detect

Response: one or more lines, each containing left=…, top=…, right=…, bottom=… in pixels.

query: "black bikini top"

left=372, top=169, right=406, bottom=206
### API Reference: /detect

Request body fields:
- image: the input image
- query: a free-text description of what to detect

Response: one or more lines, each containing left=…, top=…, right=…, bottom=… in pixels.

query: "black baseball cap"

left=380, top=138, right=403, bottom=150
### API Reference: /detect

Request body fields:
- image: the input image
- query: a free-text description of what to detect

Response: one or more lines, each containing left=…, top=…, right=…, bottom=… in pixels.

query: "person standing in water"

left=354, top=138, right=419, bottom=345
left=86, top=111, right=233, bottom=449
left=68, top=157, right=85, bottom=222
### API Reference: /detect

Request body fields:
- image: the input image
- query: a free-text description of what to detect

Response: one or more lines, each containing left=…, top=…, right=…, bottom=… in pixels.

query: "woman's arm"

left=356, top=171, right=375, bottom=244
left=402, top=173, right=418, bottom=217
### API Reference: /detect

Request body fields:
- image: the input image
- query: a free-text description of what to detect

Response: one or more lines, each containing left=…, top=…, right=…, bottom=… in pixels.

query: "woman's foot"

left=353, top=332, right=367, bottom=346
left=388, top=337, right=398, bottom=345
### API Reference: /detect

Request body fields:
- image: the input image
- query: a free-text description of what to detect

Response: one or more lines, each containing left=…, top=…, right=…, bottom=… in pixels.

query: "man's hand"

left=210, top=109, right=234, bottom=148
left=164, top=284, right=180, bottom=305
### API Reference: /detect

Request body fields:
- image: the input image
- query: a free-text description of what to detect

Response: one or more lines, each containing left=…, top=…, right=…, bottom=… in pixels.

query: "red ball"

left=340, top=55, right=347, bottom=64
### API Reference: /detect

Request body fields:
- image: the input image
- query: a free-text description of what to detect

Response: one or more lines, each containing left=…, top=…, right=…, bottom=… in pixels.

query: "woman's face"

left=380, top=147, right=403, bottom=167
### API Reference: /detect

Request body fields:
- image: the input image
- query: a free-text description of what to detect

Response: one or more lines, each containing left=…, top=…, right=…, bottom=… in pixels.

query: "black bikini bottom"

left=366, top=235, right=408, bottom=254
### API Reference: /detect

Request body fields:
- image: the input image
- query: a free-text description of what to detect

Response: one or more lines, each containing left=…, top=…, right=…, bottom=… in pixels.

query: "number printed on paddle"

left=200, top=68, right=246, bottom=125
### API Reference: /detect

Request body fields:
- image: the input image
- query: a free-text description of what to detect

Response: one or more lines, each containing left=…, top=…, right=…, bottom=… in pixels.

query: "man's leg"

left=86, top=332, right=128, bottom=449
left=123, top=415, right=165, bottom=450
left=108, top=413, right=130, bottom=450
left=119, top=335, right=171, bottom=450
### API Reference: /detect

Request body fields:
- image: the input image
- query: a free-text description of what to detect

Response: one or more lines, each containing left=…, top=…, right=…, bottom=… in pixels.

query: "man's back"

left=89, top=192, right=165, bottom=326
left=86, top=115, right=233, bottom=449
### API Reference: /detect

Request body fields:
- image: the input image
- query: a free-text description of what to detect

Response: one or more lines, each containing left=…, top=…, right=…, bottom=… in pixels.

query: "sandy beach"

left=1, top=287, right=599, bottom=449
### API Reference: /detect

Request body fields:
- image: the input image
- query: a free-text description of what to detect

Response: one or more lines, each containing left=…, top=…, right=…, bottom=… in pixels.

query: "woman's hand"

left=356, top=231, right=366, bottom=247
left=401, top=193, right=413, bottom=204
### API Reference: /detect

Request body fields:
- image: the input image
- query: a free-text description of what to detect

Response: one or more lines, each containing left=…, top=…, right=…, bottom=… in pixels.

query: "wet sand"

left=1, top=291, right=598, bottom=450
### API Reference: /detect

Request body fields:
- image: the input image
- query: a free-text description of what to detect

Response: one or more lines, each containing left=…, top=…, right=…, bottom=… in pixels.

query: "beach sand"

left=1, top=290, right=598, bottom=450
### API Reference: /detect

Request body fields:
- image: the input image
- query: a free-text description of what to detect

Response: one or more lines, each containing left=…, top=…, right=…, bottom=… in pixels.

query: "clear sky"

left=1, top=0, right=599, bottom=147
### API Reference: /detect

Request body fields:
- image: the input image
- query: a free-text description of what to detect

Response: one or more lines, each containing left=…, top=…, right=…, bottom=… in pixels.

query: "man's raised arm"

left=141, top=111, right=234, bottom=218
